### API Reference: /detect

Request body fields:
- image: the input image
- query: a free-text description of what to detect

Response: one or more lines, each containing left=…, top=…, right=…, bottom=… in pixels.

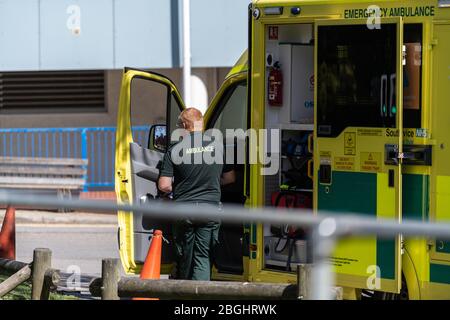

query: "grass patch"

left=0, top=274, right=79, bottom=300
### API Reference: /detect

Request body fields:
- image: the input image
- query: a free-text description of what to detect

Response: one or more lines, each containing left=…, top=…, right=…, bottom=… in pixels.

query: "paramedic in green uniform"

left=158, top=108, right=235, bottom=280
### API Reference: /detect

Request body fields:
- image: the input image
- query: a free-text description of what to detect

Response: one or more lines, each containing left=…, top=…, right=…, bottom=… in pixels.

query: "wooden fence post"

left=297, top=264, right=312, bottom=300
left=42, top=269, right=61, bottom=300
left=31, top=248, right=52, bottom=300
left=101, top=258, right=120, bottom=300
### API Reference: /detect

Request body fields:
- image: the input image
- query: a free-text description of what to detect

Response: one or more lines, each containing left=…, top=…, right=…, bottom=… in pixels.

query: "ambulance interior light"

left=438, top=0, right=450, bottom=8
left=264, top=7, right=283, bottom=15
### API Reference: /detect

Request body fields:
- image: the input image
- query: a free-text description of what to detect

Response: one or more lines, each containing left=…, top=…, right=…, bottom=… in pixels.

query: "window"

left=0, top=71, right=105, bottom=111
left=403, top=24, right=423, bottom=128
left=130, top=77, right=167, bottom=127
left=130, top=76, right=183, bottom=148
left=210, top=82, right=247, bottom=133
left=317, top=24, right=398, bottom=137
left=208, top=81, right=247, bottom=168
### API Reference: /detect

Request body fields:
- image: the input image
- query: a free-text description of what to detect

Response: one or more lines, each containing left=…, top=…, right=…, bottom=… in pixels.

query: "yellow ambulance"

left=115, top=0, right=450, bottom=299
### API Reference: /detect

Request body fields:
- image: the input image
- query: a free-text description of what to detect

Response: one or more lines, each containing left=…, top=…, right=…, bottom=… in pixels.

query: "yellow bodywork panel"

left=226, top=50, right=248, bottom=79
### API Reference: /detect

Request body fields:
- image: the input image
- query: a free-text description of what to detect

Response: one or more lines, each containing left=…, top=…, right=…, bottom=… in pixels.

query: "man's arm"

left=158, top=148, right=174, bottom=193
left=221, top=170, right=236, bottom=186
left=158, top=176, right=173, bottom=193
left=221, top=144, right=236, bottom=186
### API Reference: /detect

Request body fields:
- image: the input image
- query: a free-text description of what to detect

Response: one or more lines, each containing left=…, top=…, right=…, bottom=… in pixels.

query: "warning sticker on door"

left=334, top=156, right=355, bottom=171
left=320, top=151, right=332, bottom=165
left=360, top=152, right=382, bottom=172
left=344, top=132, right=356, bottom=155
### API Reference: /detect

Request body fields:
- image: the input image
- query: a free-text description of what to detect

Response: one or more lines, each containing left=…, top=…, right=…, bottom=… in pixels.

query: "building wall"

left=0, top=0, right=244, bottom=129
left=0, top=0, right=247, bottom=71
left=0, top=67, right=231, bottom=129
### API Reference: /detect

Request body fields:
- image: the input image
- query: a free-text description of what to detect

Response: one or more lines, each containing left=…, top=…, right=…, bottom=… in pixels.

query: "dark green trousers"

left=173, top=219, right=220, bottom=280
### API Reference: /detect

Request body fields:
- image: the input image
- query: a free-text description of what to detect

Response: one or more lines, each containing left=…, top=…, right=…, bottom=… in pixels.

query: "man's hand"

left=221, top=170, right=236, bottom=186
left=158, top=176, right=173, bottom=193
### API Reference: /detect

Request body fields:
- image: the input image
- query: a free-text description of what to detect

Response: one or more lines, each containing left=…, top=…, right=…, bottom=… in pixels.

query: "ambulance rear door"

left=314, top=18, right=404, bottom=293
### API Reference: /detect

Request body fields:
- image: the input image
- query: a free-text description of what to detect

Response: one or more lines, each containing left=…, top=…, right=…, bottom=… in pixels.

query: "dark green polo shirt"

left=160, top=131, right=232, bottom=204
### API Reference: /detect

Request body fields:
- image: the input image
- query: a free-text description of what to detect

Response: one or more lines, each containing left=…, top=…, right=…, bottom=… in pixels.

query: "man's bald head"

left=178, top=107, right=203, bottom=132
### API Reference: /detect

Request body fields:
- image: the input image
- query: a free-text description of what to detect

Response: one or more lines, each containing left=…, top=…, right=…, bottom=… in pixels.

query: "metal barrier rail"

left=1, top=191, right=450, bottom=300
left=0, top=126, right=149, bottom=190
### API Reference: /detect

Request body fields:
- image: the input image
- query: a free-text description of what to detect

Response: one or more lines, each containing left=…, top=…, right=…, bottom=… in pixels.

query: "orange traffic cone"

left=133, top=229, right=162, bottom=300
left=0, top=206, right=16, bottom=260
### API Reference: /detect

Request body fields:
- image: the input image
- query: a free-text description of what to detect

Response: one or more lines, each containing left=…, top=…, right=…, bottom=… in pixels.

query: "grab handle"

left=308, top=133, right=313, bottom=154
left=307, top=159, right=314, bottom=180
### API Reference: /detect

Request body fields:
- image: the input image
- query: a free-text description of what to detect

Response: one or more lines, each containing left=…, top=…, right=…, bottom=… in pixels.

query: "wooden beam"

left=90, top=276, right=343, bottom=300
left=116, top=279, right=298, bottom=300
left=0, top=265, right=31, bottom=297
left=0, top=258, right=28, bottom=276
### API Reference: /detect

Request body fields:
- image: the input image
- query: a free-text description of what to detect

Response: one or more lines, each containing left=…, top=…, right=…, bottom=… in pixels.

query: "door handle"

left=385, top=144, right=432, bottom=166
left=319, top=164, right=331, bottom=184
left=385, top=144, right=400, bottom=165
left=117, top=170, right=128, bottom=183
left=401, top=145, right=432, bottom=166
left=388, top=169, right=395, bottom=188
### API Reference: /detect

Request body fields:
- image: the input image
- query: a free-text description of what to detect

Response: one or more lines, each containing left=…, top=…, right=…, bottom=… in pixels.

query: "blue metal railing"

left=0, top=126, right=149, bottom=190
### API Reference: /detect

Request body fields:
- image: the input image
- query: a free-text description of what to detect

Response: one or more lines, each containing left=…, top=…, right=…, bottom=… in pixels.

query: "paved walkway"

left=15, top=223, right=121, bottom=299
left=0, top=209, right=116, bottom=226
left=0, top=209, right=119, bottom=299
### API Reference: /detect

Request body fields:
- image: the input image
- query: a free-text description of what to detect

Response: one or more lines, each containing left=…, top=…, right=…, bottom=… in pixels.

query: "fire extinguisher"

left=268, top=61, right=283, bottom=106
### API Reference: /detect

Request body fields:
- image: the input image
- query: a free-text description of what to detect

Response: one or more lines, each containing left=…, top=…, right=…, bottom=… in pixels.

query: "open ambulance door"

left=314, top=18, right=404, bottom=293
left=115, top=68, right=184, bottom=274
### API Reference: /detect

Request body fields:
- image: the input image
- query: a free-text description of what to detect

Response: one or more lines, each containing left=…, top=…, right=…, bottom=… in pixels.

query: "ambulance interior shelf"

left=280, top=130, right=313, bottom=192
left=264, top=129, right=314, bottom=272
left=264, top=24, right=315, bottom=272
